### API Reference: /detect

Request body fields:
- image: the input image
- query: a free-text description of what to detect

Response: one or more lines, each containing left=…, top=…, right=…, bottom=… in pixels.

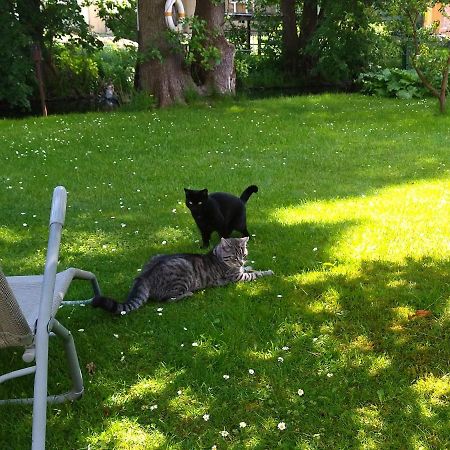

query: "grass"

left=0, top=93, right=449, bottom=449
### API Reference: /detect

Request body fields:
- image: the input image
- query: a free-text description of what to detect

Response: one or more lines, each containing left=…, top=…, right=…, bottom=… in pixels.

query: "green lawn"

left=0, top=94, right=449, bottom=449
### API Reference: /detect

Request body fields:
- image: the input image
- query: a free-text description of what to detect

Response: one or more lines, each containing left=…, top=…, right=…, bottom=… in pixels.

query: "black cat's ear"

left=201, top=189, right=208, bottom=195
left=184, top=188, right=189, bottom=193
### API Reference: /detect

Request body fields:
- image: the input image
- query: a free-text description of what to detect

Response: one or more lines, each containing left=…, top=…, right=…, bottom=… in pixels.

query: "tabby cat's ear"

left=220, top=237, right=231, bottom=247
left=241, top=236, right=250, bottom=243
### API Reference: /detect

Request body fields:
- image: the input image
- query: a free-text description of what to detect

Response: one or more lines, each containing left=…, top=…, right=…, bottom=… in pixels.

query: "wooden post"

left=32, top=43, right=47, bottom=117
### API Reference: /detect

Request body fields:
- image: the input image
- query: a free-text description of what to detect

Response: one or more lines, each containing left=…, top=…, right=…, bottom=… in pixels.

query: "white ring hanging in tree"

left=164, top=0, right=186, bottom=32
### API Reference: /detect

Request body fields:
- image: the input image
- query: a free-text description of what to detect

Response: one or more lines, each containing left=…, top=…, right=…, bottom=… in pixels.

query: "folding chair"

left=0, top=186, right=101, bottom=450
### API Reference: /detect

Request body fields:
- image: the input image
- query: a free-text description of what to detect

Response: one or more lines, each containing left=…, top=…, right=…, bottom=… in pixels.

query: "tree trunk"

left=280, top=0, right=299, bottom=74
left=138, top=0, right=196, bottom=106
left=298, top=0, right=320, bottom=78
left=439, top=55, right=450, bottom=114
left=195, top=0, right=235, bottom=94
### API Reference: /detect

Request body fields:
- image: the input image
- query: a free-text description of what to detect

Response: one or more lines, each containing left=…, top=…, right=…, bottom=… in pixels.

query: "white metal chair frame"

left=0, top=186, right=101, bottom=450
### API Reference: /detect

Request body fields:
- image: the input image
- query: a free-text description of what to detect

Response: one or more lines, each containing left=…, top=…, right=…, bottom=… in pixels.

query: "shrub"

left=358, top=67, right=428, bottom=99
left=0, top=4, right=34, bottom=109
left=94, top=43, right=137, bottom=101
left=48, top=42, right=136, bottom=101
left=51, top=44, right=99, bottom=98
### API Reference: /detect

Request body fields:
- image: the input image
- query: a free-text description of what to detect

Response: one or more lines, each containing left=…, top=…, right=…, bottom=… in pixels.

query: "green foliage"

left=307, top=2, right=385, bottom=84
left=0, top=0, right=100, bottom=109
left=94, top=43, right=137, bottom=100
left=48, top=43, right=136, bottom=100
left=414, top=30, right=450, bottom=89
left=358, top=67, right=427, bottom=98
left=170, top=17, right=222, bottom=72
left=119, top=90, right=155, bottom=111
left=0, top=2, right=34, bottom=109
left=51, top=44, right=99, bottom=98
left=234, top=52, right=285, bottom=89
left=41, top=0, right=100, bottom=50
left=90, top=0, right=138, bottom=42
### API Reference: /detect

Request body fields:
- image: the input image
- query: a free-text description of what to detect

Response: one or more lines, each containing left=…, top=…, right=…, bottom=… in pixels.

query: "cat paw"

left=264, top=270, right=274, bottom=276
left=243, top=265, right=253, bottom=272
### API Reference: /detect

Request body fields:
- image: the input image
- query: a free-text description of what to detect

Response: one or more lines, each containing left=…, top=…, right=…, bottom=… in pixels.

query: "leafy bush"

left=94, top=43, right=137, bottom=101
left=0, top=4, right=34, bottom=109
left=51, top=44, right=99, bottom=98
left=358, top=68, right=427, bottom=99
left=49, top=42, right=136, bottom=101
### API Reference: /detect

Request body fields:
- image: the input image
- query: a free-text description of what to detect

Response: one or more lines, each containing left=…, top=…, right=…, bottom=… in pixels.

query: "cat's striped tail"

left=92, top=279, right=149, bottom=315
left=240, top=185, right=258, bottom=203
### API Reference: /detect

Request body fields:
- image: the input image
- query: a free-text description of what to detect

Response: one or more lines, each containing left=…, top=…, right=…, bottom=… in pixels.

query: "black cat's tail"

left=92, top=279, right=149, bottom=315
left=240, top=185, right=258, bottom=203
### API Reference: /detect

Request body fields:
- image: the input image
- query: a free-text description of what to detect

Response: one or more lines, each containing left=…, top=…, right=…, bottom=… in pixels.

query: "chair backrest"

left=0, top=269, right=33, bottom=348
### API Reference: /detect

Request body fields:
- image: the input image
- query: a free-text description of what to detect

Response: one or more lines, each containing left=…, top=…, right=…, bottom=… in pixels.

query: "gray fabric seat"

left=6, top=268, right=98, bottom=330
left=0, top=186, right=101, bottom=450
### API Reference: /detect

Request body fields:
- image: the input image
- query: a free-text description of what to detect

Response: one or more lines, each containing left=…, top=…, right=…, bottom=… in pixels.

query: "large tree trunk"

left=195, top=0, right=235, bottom=94
left=280, top=0, right=299, bottom=74
left=298, top=0, right=320, bottom=78
left=138, top=0, right=196, bottom=106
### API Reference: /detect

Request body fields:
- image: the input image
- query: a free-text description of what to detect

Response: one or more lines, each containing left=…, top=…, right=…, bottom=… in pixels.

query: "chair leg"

left=51, top=320, right=84, bottom=400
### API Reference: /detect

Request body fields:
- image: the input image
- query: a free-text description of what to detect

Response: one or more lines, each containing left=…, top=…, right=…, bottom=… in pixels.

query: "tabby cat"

left=92, top=237, right=273, bottom=315
left=184, top=185, right=258, bottom=248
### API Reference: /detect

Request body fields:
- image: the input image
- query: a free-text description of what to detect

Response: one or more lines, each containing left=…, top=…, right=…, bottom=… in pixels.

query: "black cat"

left=184, top=185, right=258, bottom=248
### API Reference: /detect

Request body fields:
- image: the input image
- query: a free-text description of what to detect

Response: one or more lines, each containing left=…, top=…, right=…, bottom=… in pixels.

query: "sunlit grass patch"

left=109, top=366, right=183, bottom=408
left=412, top=374, right=450, bottom=410
left=272, top=178, right=449, bottom=263
left=88, top=418, right=167, bottom=449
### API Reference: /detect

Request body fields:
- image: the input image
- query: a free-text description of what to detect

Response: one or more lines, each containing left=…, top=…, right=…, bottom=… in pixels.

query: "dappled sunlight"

left=412, top=374, right=450, bottom=410
left=367, top=354, right=392, bottom=376
left=61, top=230, right=118, bottom=257
left=245, top=349, right=275, bottom=361
left=0, top=226, right=26, bottom=245
left=108, top=366, right=184, bottom=407
left=152, top=226, right=190, bottom=245
left=271, top=178, right=449, bottom=263
left=306, top=287, right=343, bottom=315
left=167, top=387, right=209, bottom=420
left=88, top=418, right=167, bottom=449
left=354, top=405, right=384, bottom=449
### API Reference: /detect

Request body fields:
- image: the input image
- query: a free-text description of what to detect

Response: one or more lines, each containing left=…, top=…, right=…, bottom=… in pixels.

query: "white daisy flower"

left=277, top=422, right=286, bottom=430
left=202, top=414, right=210, bottom=421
